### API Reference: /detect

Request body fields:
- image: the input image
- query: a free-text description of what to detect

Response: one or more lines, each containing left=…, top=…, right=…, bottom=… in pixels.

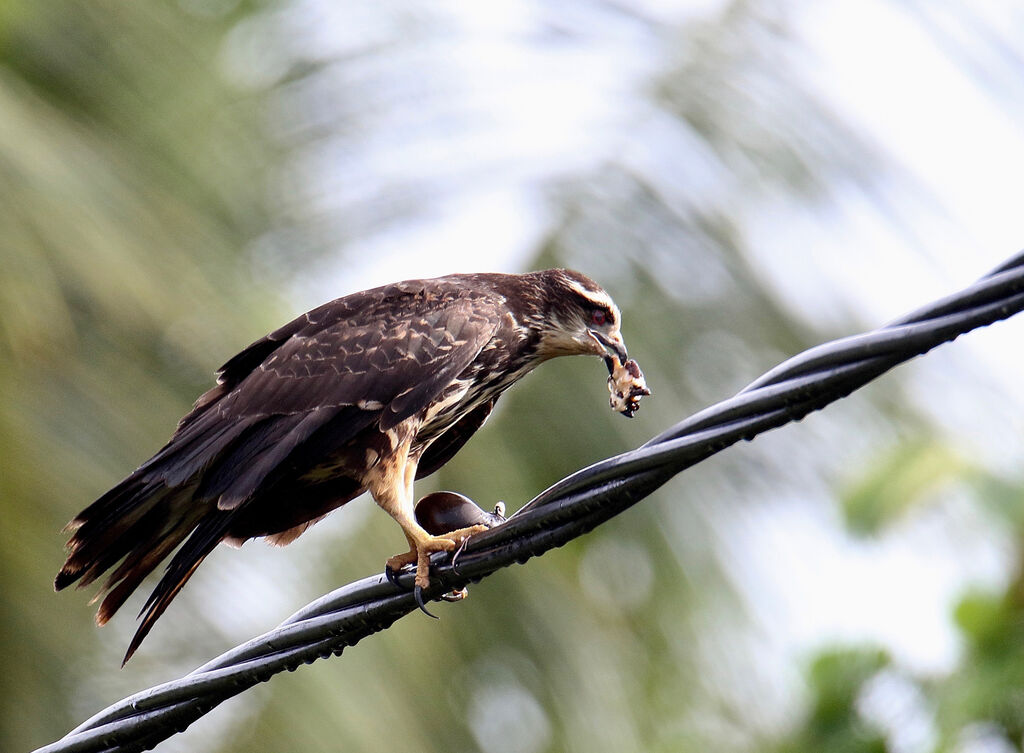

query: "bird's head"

left=532, top=269, right=628, bottom=363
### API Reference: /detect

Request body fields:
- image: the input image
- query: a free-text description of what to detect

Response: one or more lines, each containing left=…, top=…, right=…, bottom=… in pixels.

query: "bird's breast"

left=416, top=356, right=537, bottom=448
left=416, top=381, right=474, bottom=445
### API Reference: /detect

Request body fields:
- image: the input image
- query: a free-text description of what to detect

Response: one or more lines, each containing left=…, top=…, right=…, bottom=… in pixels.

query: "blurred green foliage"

left=774, top=649, right=890, bottom=753
left=941, top=569, right=1024, bottom=742
left=840, top=441, right=966, bottom=537
left=0, top=2, right=280, bottom=749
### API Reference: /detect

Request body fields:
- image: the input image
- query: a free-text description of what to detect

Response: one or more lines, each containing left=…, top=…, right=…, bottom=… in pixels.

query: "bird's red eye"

left=591, top=309, right=607, bottom=326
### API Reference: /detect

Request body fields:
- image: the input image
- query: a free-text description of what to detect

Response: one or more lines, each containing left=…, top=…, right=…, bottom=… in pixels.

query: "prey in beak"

left=587, top=329, right=650, bottom=418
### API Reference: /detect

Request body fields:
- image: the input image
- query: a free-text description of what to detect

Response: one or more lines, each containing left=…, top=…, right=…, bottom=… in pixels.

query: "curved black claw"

left=413, top=585, right=439, bottom=619
left=384, top=564, right=403, bottom=587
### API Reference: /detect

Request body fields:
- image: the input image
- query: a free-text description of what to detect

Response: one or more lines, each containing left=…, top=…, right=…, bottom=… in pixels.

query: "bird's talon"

left=413, top=585, right=439, bottom=618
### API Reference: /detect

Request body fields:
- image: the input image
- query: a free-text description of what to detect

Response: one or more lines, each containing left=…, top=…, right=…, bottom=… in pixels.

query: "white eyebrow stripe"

left=565, top=281, right=620, bottom=324
left=566, top=281, right=612, bottom=307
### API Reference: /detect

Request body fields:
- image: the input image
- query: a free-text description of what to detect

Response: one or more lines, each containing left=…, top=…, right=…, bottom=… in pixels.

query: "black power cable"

left=34, top=251, right=1024, bottom=753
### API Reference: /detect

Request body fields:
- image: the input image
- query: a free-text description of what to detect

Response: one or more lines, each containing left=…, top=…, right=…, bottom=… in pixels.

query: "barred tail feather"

left=55, top=405, right=357, bottom=661
left=55, top=477, right=172, bottom=592
left=121, top=516, right=228, bottom=665
left=55, top=473, right=216, bottom=662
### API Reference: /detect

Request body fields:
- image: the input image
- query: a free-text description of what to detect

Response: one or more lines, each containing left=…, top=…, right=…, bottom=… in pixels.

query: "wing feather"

left=174, top=280, right=501, bottom=506
left=208, top=284, right=501, bottom=429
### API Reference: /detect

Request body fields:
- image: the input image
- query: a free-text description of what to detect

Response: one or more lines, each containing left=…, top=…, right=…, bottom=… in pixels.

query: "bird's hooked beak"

left=588, top=329, right=628, bottom=364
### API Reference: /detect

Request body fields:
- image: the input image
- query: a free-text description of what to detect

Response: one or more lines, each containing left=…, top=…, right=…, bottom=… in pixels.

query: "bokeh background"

left=5, top=1, right=1024, bottom=752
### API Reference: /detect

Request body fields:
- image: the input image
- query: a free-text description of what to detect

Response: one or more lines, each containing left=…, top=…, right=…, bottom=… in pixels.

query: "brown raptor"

left=55, top=269, right=646, bottom=662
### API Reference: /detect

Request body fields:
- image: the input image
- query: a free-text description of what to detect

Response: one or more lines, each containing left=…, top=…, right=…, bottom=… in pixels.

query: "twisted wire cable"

left=34, top=250, right=1024, bottom=753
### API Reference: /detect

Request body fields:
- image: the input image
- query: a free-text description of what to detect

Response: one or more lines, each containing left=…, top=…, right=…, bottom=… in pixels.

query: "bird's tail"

left=55, top=474, right=224, bottom=663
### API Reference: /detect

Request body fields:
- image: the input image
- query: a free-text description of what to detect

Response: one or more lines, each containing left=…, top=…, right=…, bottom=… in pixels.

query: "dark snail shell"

left=415, top=491, right=506, bottom=536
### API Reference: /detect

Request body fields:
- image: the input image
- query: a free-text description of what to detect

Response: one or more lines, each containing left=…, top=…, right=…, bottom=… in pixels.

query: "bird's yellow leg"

left=368, top=439, right=484, bottom=589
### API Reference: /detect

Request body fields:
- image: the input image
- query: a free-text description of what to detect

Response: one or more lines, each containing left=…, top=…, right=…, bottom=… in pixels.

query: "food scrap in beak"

left=605, top=355, right=651, bottom=417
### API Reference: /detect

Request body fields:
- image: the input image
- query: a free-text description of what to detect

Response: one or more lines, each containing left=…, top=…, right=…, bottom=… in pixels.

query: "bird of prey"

left=56, top=269, right=646, bottom=662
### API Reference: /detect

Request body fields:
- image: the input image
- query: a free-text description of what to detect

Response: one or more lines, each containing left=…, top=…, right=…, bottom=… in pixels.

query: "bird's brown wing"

left=126, top=282, right=502, bottom=506
left=202, top=288, right=502, bottom=507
